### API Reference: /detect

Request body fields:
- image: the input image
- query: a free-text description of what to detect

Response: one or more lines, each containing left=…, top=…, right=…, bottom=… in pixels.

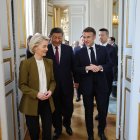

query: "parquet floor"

left=24, top=97, right=116, bottom=140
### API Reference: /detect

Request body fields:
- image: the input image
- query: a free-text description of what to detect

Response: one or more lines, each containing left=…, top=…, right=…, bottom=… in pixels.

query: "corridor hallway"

left=25, top=97, right=116, bottom=140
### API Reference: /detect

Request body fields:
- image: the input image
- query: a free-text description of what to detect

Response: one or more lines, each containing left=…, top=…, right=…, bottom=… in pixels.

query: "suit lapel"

left=95, top=44, right=100, bottom=64
left=48, top=44, right=55, bottom=59
left=83, top=47, right=91, bottom=64
left=60, top=44, right=64, bottom=64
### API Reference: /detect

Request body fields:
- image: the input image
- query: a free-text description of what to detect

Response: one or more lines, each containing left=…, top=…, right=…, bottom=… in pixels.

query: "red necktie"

left=55, top=46, right=59, bottom=64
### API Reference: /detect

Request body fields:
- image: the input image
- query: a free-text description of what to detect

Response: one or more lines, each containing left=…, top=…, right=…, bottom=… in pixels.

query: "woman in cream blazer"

left=19, top=33, right=56, bottom=140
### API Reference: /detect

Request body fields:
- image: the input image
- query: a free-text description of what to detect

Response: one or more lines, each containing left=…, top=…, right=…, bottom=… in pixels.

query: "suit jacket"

left=105, top=44, right=117, bottom=71
left=46, top=44, right=76, bottom=96
left=74, top=44, right=112, bottom=94
left=19, top=57, right=56, bottom=116
left=73, top=46, right=81, bottom=54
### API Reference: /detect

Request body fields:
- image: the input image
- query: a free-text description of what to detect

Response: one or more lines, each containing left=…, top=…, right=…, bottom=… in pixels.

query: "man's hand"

left=86, top=64, right=100, bottom=72
left=74, top=83, right=79, bottom=89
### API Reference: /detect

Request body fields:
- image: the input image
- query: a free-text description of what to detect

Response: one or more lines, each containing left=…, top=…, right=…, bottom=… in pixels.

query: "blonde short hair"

left=29, top=33, right=49, bottom=54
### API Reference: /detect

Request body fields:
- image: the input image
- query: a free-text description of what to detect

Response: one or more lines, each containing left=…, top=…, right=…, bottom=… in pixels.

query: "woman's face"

left=34, top=40, right=48, bottom=57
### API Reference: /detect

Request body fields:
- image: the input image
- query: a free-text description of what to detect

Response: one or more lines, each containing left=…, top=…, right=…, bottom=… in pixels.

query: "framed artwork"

left=126, top=0, right=133, bottom=48
left=5, top=90, right=16, bottom=140
left=2, top=0, right=11, bottom=51
left=17, top=0, right=26, bottom=48
left=3, top=58, right=13, bottom=86
left=123, top=87, right=130, bottom=140
left=125, top=55, right=132, bottom=82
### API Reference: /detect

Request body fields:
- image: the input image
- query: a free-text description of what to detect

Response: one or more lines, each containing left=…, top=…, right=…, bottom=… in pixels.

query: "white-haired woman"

left=19, top=33, right=56, bottom=140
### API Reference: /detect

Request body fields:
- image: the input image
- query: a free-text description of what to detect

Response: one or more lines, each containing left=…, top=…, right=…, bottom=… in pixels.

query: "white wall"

left=89, top=0, right=113, bottom=43
left=53, top=0, right=88, bottom=44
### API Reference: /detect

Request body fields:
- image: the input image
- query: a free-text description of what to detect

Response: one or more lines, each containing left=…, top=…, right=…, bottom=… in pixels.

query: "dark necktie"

left=55, top=46, right=59, bottom=64
left=89, top=47, right=96, bottom=64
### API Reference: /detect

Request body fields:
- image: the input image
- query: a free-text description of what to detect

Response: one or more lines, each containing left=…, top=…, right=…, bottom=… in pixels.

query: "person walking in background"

left=19, top=33, right=56, bottom=140
left=72, top=40, right=81, bottom=102
left=94, top=28, right=117, bottom=121
left=73, top=35, right=85, bottom=102
left=75, top=27, right=111, bottom=140
left=73, top=40, right=81, bottom=54
left=108, top=36, right=118, bottom=81
left=46, top=27, right=78, bottom=140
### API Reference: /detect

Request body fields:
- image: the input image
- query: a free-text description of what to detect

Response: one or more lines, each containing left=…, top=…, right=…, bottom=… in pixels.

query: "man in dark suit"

left=46, top=27, right=77, bottom=140
left=95, top=28, right=117, bottom=119
left=108, top=36, right=118, bottom=81
left=75, top=27, right=111, bottom=140
left=73, top=41, right=81, bottom=54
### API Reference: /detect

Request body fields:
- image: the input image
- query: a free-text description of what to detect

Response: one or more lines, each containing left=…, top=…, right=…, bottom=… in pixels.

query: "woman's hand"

left=44, top=90, right=52, bottom=99
left=37, top=92, right=48, bottom=100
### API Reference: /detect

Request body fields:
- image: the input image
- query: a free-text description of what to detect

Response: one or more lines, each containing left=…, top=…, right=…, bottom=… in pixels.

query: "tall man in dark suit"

left=96, top=28, right=117, bottom=119
left=75, top=27, right=111, bottom=140
left=46, top=27, right=76, bottom=140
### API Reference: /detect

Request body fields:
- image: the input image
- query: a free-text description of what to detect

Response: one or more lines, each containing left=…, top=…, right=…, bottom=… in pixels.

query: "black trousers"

left=106, top=73, right=113, bottom=116
left=52, top=83, right=74, bottom=134
left=82, top=78, right=107, bottom=137
left=76, top=86, right=82, bottom=98
left=25, top=100, right=52, bottom=140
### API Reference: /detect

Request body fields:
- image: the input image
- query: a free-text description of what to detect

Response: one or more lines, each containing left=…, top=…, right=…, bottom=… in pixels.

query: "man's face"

left=50, top=33, right=63, bottom=46
left=99, top=31, right=108, bottom=44
left=108, top=38, right=114, bottom=45
left=82, top=32, right=96, bottom=47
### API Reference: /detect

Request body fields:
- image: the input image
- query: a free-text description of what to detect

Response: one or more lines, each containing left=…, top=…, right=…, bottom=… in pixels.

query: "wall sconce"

left=112, top=14, right=119, bottom=25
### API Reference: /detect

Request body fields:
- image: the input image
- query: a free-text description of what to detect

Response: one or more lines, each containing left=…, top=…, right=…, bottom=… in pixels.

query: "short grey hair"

left=29, top=33, right=49, bottom=54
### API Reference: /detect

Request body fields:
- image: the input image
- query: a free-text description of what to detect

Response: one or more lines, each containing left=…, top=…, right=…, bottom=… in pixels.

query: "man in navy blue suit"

left=46, top=27, right=77, bottom=140
left=98, top=28, right=117, bottom=117
left=75, top=27, right=111, bottom=140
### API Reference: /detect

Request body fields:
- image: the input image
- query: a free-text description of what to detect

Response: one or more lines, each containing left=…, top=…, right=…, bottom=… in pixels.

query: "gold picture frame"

left=3, top=0, right=11, bottom=51
left=3, top=58, right=13, bottom=86
left=123, top=87, right=130, bottom=140
left=17, top=0, right=26, bottom=48
left=126, top=0, right=132, bottom=48
left=125, top=55, right=132, bottom=82
left=5, top=90, right=16, bottom=140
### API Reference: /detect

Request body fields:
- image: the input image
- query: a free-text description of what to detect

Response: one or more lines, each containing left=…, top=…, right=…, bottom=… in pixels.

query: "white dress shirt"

left=35, top=59, right=47, bottom=93
left=52, top=44, right=61, bottom=62
left=100, top=42, right=108, bottom=46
